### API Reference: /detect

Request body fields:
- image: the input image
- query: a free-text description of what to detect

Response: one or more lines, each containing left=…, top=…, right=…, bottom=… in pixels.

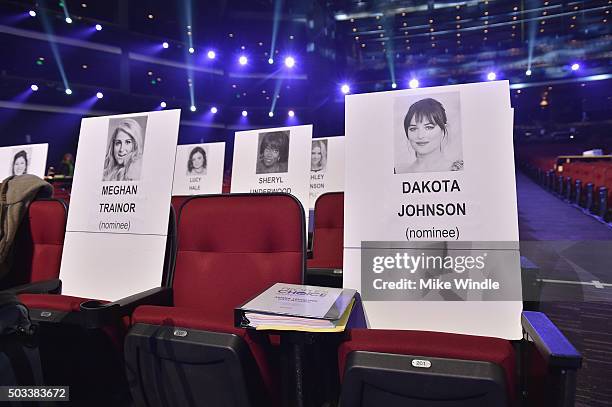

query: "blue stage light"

left=284, top=56, right=295, bottom=68
left=65, top=88, right=72, bottom=95
left=268, top=111, right=274, bottom=117
left=190, top=105, right=196, bottom=112
left=241, top=110, right=248, bottom=117
left=288, top=110, right=295, bottom=117
left=96, top=92, right=103, bottom=99
left=95, top=24, right=102, bottom=31
left=65, top=17, right=72, bottom=24
left=268, top=58, right=274, bottom=64
left=30, top=84, right=39, bottom=91
left=210, top=106, right=218, bottom=114
left=188, top=47, right=195, bottom=54
left=409, top=79, right=419, bottom=89
left=29, top=10, right=36, bottom=17
left=487, top=72, right=497, bottom=81
left=341, top=84, right=350, bottom=94
left=391, top=82, right=397, bottom=89
left=160, top=101, right=167, bottom=108
left=162, top=42, right=169, bottom=49
left=207, top=50, right=216, bottom=59
left=239, top=55, right=248, bottom=65
left=525, top=69, right=532, bottom=76
left=571, top=63, right=580, bottom=71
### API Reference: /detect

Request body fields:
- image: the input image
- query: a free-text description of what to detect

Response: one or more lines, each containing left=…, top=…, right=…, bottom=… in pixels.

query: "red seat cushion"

left=338, top=329, right=516, bottom=399
left=132, top=305, right=277, bottom=396
left=18, top=293, right=95, bottom=312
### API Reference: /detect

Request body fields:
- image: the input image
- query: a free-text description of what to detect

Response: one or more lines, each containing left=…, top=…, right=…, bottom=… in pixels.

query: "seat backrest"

left=172, top=194, right=305, bottom=312
left=309, top=192, right=344, bottom=269
left=171, top=196, right=190, bottom=218
left=1, top=199, right=67, bottom=288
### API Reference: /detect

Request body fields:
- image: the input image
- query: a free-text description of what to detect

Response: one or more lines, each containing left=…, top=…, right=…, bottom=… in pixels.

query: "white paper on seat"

left=231, top=125, right=312, bottom=223
left=172, top=142, right=225, bottom=196
left=309, top=136, right=345, bottom=210
left=59, top=109, right=180, bottom=301
left=0, top=143, right=48, bottom=180
left=343, top=81, right=522, bottom=339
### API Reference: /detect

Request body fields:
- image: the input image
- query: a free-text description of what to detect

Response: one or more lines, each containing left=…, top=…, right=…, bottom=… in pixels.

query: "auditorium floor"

left=516, top=171, right=612, bottom=407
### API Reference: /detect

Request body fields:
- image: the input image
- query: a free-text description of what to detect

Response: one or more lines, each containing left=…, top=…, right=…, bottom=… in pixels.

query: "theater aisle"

left=516, top=171, right=612, bottom=407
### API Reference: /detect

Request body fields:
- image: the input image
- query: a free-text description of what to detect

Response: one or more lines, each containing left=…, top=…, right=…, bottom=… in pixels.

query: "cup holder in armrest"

left=79, top=300, right=120, bottom=329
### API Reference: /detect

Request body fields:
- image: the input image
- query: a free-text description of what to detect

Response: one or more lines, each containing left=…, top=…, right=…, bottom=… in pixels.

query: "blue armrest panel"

left=521, top=311, right=582, bottom=369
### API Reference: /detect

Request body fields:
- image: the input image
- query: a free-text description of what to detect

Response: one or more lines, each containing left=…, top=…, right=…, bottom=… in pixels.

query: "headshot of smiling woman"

left=398, top=97, right=463, bottom=174
left=187, top=146, right=207, bottom=176
left=102, top=117, right=146, bottom=181
left=11, top=150, right=28, bottom=176
left=256, top=130, right=290, bottom=174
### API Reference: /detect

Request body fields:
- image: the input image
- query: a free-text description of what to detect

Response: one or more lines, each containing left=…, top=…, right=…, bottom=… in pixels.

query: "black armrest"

left=5, top=279, right=62, bottom=295
left=521, top=311, right=582, bottom=369
left=80, top=287, right=173, bottom=329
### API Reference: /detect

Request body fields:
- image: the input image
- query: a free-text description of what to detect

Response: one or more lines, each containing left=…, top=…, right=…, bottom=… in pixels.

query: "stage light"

left=207, top=50, right=216, bottom=59
left=190, top=105, right=196, bottom=112
left=341, top=84, right=350, bottom=94
left=487, top=72, right=497, bottom=81
left=160, top=101, right=167, bottom=108
left=284, top=56, right=295, bottom=68
left=29, top=10, right=36, bottom=17
left=241, top=110, right=248, bottom=117
left=65, top=17, right=72, bottom=24
left=210, top=106, right=218, bottom=114
left=268, top=111, right=274, bottom=117
left=30, top=84, right=39, bottom=91
left=571, top=63, right=580, bottom=71
left=288, top=110, right=295, bottom=117
left=162, top=42, right=169, bottom=49
left=96, top=92, right=103, bottom=99
left=391, top=82, right=397, bottom=89
left=188, top=47, right=195, bottom=54
left=409, top=79, right=419, bottom=89
left=525, top=69, right=532, bottom=76
left=268, top=58, right=274, bottom=64
left=239, top=55, right=248, bottom=65
left=65, top=88, right=72, bottom=95
left=95, top=24, right=102, bottom=31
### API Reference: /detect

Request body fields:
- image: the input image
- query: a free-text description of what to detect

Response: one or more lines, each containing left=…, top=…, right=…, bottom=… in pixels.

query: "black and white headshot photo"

left=10, top=148, right=31, bottom=176
left=256, top=130, right=290, bottom=174
left=187, top=145, right=208, bottom=176
left=102, top=116, right=147, bottom=181
left=311, top=139, right=327, bottom=173
left=394, top=92, right=463, bottom=174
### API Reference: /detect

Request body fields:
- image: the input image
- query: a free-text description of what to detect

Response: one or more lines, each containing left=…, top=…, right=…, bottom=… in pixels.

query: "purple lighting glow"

left=210, top=106, right=218, bottom=114
left=284, top=56, right=295, bottom=68
left=239, top=55, right=248, bottom=65
left=241, top=110, right=248, bottom=117
left=341, top=84, right=350, bottom=94
left=207, top=50, right=216, bottom=59
left=162, top=42, right=169, bottom=49
left=571, top=63, right=580, bottom=71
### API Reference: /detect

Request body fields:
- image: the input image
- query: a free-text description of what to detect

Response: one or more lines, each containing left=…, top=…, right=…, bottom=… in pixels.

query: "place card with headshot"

left=343, top=81, right=521, bottom=340
left=172, top=142, right=226, bottom=195
left=0, top=143, right=48, bottom=180
left=309, top=136, right=345, bottom=210
left=231, top=125, right=312, bottom=221
left=59, top=109, right=180, bottom=301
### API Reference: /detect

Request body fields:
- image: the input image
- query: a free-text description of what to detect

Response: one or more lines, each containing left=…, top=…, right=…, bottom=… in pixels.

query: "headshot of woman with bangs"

left=395, top=97, right=463, bottom=174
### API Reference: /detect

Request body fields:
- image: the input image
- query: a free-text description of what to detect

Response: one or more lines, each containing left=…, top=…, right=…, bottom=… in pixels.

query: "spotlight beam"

left=269, top=77, right=284, bottom=118
left=38, top=5, right=71, bottom=93
left=269, top=0, right=282, bottom=65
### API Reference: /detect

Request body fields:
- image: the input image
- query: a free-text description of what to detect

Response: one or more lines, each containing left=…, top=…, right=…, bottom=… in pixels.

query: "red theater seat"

left=308, top=192, right=344, bottom=270
left=338, top=329, right=516, bottom=406
left=14, top=207, right=177, bottom=405
left=338, top=311, right=582, bottom=407
left=0, top=199, right=67, bottom=291
left=125, top=194, right=306, bottom=407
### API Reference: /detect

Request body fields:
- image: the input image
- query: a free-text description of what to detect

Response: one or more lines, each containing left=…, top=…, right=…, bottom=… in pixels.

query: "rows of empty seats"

left=525, top=156, right=612, bottom=220
left=0, top=193, right=582, bottom=406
